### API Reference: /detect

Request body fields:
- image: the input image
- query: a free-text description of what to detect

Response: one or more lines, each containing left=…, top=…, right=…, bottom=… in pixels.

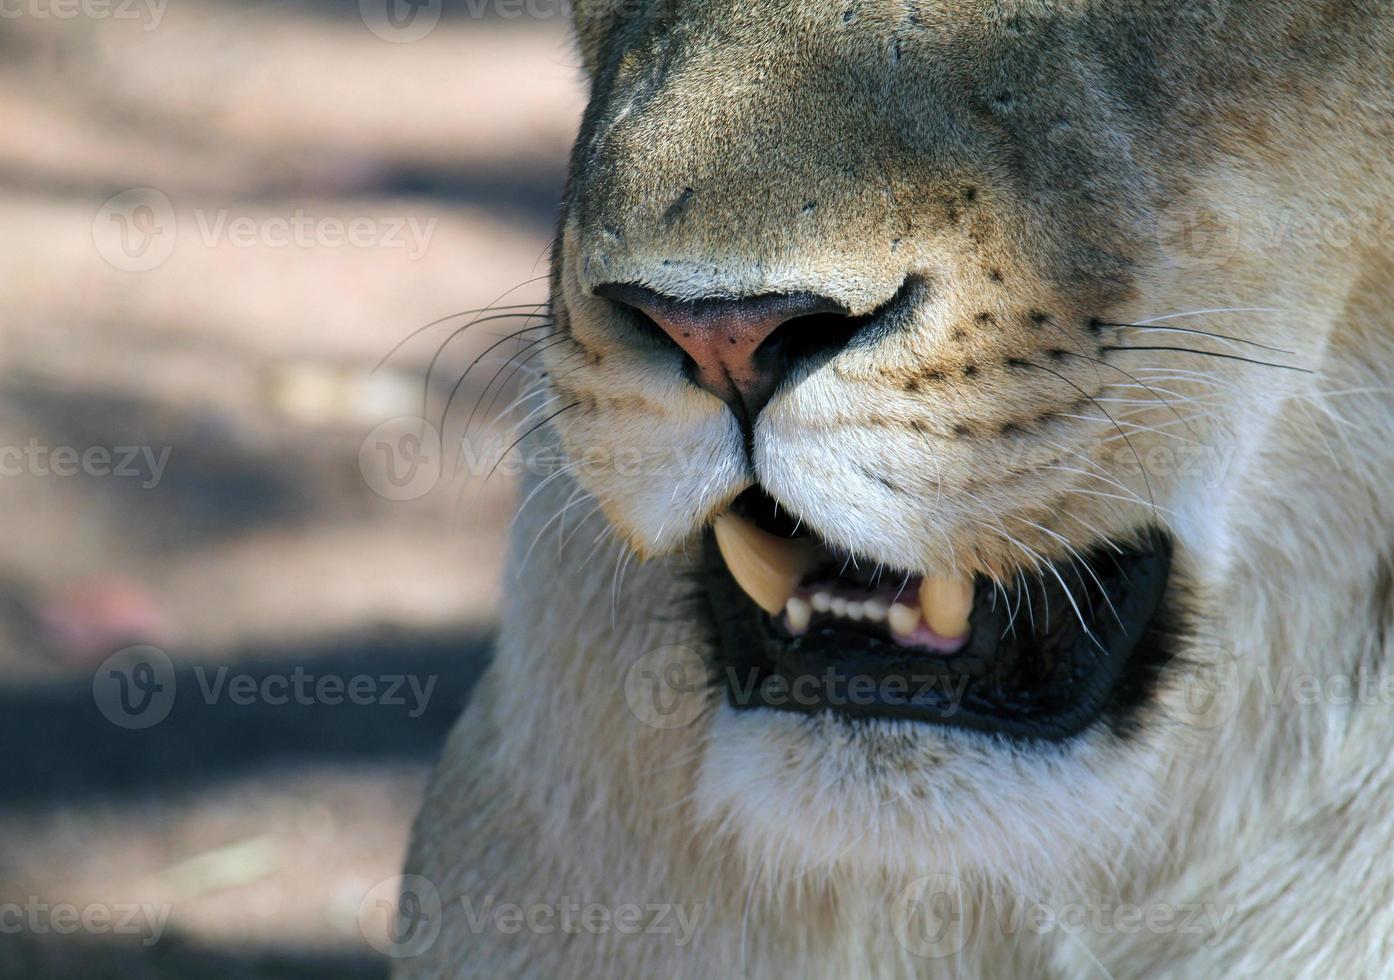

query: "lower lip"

left=700, top=530, right=1175, bottom=741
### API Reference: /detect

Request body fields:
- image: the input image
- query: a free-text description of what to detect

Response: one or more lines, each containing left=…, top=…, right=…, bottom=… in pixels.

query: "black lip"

left=700, top=526, right=1175, bottom=741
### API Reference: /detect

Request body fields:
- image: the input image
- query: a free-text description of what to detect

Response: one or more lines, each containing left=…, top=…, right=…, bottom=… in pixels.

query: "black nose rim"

left=592, top=276, right=920, bottom=429
left=593, top=282, right=848, bottom=328
left=593, top=282, right=860, bottom=422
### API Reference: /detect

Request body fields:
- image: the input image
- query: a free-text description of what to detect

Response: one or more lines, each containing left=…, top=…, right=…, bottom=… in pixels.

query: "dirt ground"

left=0, top=4, right=584, bottom=975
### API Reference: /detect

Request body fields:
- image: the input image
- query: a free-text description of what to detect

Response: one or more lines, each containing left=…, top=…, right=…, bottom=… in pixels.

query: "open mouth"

left=700, top=488, right=1175, bottom=741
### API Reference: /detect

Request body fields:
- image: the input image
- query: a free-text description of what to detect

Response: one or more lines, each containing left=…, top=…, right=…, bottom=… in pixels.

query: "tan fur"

left=399, top=2, right=1394, bottom=975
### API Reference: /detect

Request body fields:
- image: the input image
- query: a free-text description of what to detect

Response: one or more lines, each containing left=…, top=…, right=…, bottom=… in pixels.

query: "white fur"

left=398, top=21, right=1394, bottom=978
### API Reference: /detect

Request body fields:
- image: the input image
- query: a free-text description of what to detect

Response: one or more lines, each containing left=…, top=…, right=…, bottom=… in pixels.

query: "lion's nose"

left=594, top=282, right=854, bottom=422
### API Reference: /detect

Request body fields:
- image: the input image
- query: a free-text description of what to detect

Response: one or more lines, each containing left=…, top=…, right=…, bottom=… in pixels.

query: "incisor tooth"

left=845, top=601, right=865, bottom=621
left=863, top=598, right=888, bottom=622
left=811, top=592, right=832, bottom=613
left=713, top=512, right=816, bottom=614
left=786, top=596, right=812, bottom=633
left=919, top=575, right=974, bottom=639
left=888, top=603, right=920, bottom=637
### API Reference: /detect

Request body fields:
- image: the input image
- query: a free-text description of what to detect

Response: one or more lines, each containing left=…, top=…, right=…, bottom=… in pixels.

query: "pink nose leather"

left=596, top=284, right=845, bottom=420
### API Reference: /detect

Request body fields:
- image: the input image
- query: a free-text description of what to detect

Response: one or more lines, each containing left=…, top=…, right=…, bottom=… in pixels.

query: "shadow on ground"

left=0, top=628, right=491, bottom=806
left=0, top=932, right=389, bottom=979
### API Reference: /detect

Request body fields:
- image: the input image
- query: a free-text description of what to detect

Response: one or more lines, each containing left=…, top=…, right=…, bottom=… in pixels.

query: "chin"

left=669, top=482, right=1192, bottom=886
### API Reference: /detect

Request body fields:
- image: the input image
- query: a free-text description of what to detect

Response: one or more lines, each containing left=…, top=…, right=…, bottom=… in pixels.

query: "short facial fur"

left=400, top=2, right=1394, bottom=976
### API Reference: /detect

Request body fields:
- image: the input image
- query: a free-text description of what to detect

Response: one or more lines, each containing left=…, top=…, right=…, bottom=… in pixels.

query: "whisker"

left=1102, top=345, right=1313, bottom=374
left=1131, top=306, right=1284, bottom=324
left=430, top=308, right=551, bottom=427
left=449, top=328, right=564, bottom=438
left=611, top=545, right=639, bottom=628
left=1011, top=515, right=1124, bottom=633
left=372, top=280, right=551, bottom=370
left=578, top=524, right=618, bottom=579
left=1023, top=361, right=1156, bottom=512
left=484, top=401, right=585, bottom=483
left=1104, top=322, right=1295, bottom=355
left=1060, top=485, right=1179, bottom=523
left=1054, top=350, right=1199, bottom=439
left=435, top=322, right=553, bottom=428
left=970, top=517, right=1092, bottom=637
left=1018, top=567, right=1035, bottom=635
left=467, top=335, right=573, bottom=437
left=518, top=480, right=592, bottom=574
left=561, top=499, right=608, bottom=557
left=493, top=384, right=562, bottom=432
left=1039, top=463, right=1161, bottom=514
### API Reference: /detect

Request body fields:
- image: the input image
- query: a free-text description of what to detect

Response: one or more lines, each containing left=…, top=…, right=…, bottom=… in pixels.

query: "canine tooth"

left=863, top=598, right=888, bottom=622
left=919, top=575, right=974, bottom=639
left=786, top=597, right=812, bottom=633
left=811, top=592, right=832, bottom=613
left=713, top=512, right=816, bottom=614
left=845, top=601, right=865, bottom=621
left=831, top=597, right=848, bottom=617
left=888, top=603, right=920, bottom=637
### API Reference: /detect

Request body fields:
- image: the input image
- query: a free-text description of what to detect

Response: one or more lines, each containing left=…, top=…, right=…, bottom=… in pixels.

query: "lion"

left=395, top=1, right=1394, bottom=975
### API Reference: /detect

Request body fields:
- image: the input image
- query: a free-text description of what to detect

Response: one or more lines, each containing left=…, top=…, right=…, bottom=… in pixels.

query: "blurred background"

left=0, top=2, right=584, bottom=974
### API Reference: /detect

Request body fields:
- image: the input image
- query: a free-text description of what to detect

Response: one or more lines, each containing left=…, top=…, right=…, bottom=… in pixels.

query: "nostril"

left=758, top=309, right=876, bottom=367
left=592, top=277, right=920, bottom=420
